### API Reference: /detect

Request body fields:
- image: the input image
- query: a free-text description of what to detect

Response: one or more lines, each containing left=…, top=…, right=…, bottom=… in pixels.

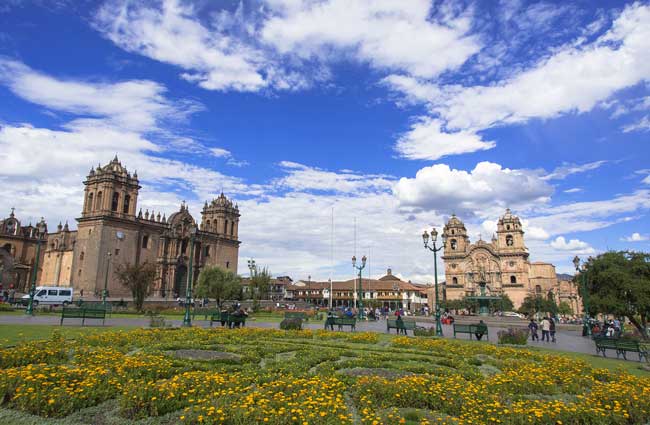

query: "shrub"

left=280, top=318, right=302, bottom=330
left=497, top=328, right=529, bottom=345
left=413, top=326, right=437, bottom=337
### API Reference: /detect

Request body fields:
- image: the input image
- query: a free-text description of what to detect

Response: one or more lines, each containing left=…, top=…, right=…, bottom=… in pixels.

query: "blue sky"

left=0, top=0, right=649, bottom=282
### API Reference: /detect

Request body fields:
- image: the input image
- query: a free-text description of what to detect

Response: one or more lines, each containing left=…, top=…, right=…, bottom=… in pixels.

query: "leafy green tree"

left=490, top=293, right=515, bottom=312
left=518, top=295, right=558, bottom=317
left=114, top=261, right=158, bottom=312
left=584, top=251, right=650, bottom=338
left=250, top=266, right=272, bottom=301
left=557, top=301, right=573, bottom=316
left=195, top=266, right=241, bottom=308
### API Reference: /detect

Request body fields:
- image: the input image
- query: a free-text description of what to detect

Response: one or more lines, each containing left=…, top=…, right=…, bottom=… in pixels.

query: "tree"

left=194, top=266, right=241, bottom=308
left=557, top=301, right=573, bottom=316
left=114, top=262, right=157, bottom=312
left=518, top=295, right=558, bottom=317
left=490, top=293, right=514, bottom=312
left=585, top=251, right=650, bottom=339
left=249, top=266, right=272, bottom=301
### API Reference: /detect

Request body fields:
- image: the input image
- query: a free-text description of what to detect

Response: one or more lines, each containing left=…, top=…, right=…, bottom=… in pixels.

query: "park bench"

left=76, top=301, right=112, bottom=317
left=193, top=307, right=218, bottom=320
left=387, top=318, right=417, bottom=335
left=210, top=312, right=247, bottom=328
left=453, top=323, right=489, bottom=340
left=594, top=337, right=649, bottom=362
left=285, top=312, right=309, bottom=321
left=332, top=317, right=356, bottom=331
left=60, top=307, right=106, bottom=326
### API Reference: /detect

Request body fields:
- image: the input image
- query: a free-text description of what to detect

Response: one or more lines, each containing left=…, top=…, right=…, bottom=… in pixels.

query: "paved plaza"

left=0, top=314, right=599, bottom=357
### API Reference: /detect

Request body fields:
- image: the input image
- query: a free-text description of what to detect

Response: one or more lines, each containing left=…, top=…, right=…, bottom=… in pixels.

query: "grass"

left=0, top=324, right=136, bottom=347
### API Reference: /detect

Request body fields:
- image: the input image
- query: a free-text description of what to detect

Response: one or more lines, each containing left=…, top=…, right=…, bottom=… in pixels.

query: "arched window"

left=535, top=285, right=542, bottom=294
left=123, top=195, right=131, bottom=214
left=451, top=229, right=455, bottom=235
left=506, top=224, right=510, bottom=230
left=226, top=261, right=230, bottom=268
left=111, top=192, right=119, bottom=212
left=450, top=239, right=457, bottom=250
left=224, top=219, right=228, bottom=234
left=506, top=235, right=513, bottom=246
left=510, top=275, right=517, bottom=284
left=230, top=221, right=234, bottom=235
left=206, top=220, right=211, bottom=232
left=96, top=192, right=103, bottom=210
left=142, top=235, right=149, bottom=249
left=87, top=193, right=94, bottom=212
left=452, top=277, right=458, bottom=285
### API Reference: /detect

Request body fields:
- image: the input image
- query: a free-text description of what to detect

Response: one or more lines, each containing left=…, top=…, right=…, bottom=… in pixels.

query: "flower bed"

left=0, top=327, right=648, bottom=424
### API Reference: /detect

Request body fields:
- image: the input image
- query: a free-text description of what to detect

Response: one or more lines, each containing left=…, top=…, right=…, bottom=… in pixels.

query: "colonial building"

left=37, top=157, right=241, bottom=298
left=285, top=269, right=428, bottom=310
left=439, top=209, right=581, bottom=311
left=0, top=209, right=47, bottom=291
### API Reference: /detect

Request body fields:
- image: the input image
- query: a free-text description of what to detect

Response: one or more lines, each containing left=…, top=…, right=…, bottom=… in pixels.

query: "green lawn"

left=0, top=324, right=136, bottom=347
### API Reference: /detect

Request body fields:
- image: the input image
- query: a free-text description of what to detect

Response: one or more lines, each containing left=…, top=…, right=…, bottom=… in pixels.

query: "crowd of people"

left=528, top=316, right=557, bottom=342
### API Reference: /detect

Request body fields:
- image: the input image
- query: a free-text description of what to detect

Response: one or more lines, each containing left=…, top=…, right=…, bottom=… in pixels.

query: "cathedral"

left=0, top=157, right=241, bottom=298
left=441, top=209, right=581, bottom=312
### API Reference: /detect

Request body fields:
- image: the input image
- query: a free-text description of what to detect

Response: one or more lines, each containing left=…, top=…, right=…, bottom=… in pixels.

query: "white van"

left=21, top=286, right=74, bottom=306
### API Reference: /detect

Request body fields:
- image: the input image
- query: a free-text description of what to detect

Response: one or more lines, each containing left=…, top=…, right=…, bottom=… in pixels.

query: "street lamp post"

left=422, top=227, right=444, bottom=336
left=247, top=259, right=256, bottom=300
left=307, top=275, right=311, bottom=306
left=102, top=252, right=112, bottom=307
left=573, top=255, right=591, bottom=336
left=182, top=225, right=198, bottom=327
left=26, top=219, right=47, bottom=316
left=352, top=255, right=367, bottom=319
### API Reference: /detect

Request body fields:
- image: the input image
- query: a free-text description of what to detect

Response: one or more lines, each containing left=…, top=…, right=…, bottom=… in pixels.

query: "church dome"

left=446, top=214, right=465, bottom=228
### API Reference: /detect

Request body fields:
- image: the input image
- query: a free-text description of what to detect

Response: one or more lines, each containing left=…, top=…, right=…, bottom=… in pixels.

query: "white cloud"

left=542, top=160, right=608, bottom=180
left=395, top=117, right=495, bottom=160
left=0, top=57, right=198, bottom=132
left=563, top=188, right=583, bottom=193
left=210, top=148, right=231, bottom=158
left=261, top=0, right=480, bottom=79
left=622, top=115, right=650, bottom=133
left=644, top=175, right=650, bottom=185
left=550, top=236, right=595, bottom=254
left=387, top=3, right=650, bottom=159
left=621, top=232, right=649, bottom=242
left=94, top=0, right=308, bottom=92
left=394, top=161, right=552, bottom=215
left=210, top=147, right=249, bottom=167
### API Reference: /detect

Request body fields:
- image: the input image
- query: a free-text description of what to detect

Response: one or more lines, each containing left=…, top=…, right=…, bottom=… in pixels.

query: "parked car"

left=20, top=286, right=73, bottom=307
left=502, top=311, right=525, bottom=319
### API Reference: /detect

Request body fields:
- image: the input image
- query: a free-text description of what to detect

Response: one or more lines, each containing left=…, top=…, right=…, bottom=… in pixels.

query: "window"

left=510, top=275, right=517, bottom=284
left=123, top=195, right=131, bottom=214
left=114, top=248, right=120, bottom=256
left=181, top=239, right=188, bottom=255
left=452, top=277, right=458, bottom=285
left=48, top=290, right=58, bottom=296
left=2, top=243, right=11, bottom=253
left=142, top=235, right=149, bottom=249
left=204, top=246, right=210, bottom=257
left=450, top=239, right=457, bottom=250
left=111, top=192, right=119, bottom=211
left=59, top=290, right=71, bottom=296
left=95, top=191, right=103, bottom=210
left=506, top=224, right=510, bottom=230
left=80, top=251, right=85, bottom=261
left=87, top=193, right=94, bottom=212
left=451, top=229, right=455, bottom=234
left=506, top=235, right=513, bottom=246
left=226, top=261, right=230, bottom=269
left=224, top=219, right=228, bottom=234
left=206, top=220, right=211, bottom=231
left=230, top=221, right=234, bottom=235
left=535, top=285, right=542, bottom=294
left=37, top=290, right=46, bottom=296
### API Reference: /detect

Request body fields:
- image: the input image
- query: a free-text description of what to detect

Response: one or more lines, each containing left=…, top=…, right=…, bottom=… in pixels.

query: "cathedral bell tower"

left=496, top=208, right=527, bottom=253
left=442, top=214, right=469, bottom=255
left=81, top=156, right=140, bottom=219
left=200, top=193, right=240, bottom=239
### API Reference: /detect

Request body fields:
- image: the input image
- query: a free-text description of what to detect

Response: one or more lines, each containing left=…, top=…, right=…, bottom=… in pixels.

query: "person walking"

left=528, top=318, right=539, bottom=341
left=541, top=316, right=551, bottom=342
left=549, top=316, right=556, bottom=343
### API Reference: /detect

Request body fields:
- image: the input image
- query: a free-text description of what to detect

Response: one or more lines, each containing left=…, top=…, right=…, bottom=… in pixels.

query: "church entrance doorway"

left=174, top=265, right=187, bottom=298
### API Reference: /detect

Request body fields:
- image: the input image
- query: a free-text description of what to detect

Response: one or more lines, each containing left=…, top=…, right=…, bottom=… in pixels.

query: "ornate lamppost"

left=26, top=219, right=46, bottom=316
left=102, top=252, right=112, bottom=307
left=182, top=225, right=198, bottom=327
left=352, top=255, right=367, bottom=319
left=573, top=255, right=591, bottom=336
left=307, top=275, right=311, bottom=306
left=247, top=258, right=256, bottom=299
left=422, top=227, right=444, bottom=336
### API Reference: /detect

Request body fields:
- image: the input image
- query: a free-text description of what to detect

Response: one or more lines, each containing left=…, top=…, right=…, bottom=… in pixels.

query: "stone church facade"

left=32, top=157, right=241, bottom=298
left=441, top=209, right=581, bottom=312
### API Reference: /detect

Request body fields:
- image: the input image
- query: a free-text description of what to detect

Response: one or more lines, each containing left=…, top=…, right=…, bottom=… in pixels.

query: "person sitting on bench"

left=474, top=320, right=487, bottom=341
